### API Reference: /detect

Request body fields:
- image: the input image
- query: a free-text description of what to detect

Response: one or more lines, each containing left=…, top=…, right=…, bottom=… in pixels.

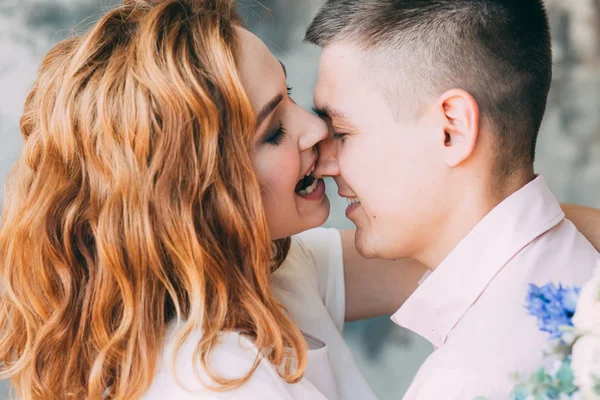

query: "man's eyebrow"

left=312, top=106, right=348, bottom=119
left=256, top=94, right=283, bottom=128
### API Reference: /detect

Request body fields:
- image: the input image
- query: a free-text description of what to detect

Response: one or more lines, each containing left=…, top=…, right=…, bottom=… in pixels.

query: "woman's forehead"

left=235, top=27, right=285, bottom=114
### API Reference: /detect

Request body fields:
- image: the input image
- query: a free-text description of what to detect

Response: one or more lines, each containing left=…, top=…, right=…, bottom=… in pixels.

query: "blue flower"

left=525, top=283, right=581, bottom=340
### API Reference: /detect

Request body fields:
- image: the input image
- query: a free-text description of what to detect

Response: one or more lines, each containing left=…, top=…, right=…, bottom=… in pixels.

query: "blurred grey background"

left=0, top=0, right=599, bottom=399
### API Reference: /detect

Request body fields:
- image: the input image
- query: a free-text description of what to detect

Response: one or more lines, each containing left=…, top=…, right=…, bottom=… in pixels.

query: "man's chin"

left=356, top=228, right=413, bottom=260
left=354, top=228, right=381, bottom=259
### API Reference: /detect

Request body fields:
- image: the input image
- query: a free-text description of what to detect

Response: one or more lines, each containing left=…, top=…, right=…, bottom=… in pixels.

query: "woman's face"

left=236, top=28, right=330, bottom=240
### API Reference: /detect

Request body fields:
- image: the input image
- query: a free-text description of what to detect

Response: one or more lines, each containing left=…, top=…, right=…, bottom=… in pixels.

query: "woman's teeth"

left=296, top=163, right=318, bottom=196
left=298, top=178, right=319, bottom=196
left=347, top=198, right=361, bottom=206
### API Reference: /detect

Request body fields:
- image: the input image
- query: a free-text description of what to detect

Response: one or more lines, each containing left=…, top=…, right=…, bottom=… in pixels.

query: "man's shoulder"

left=446, top=217, right=597, bottom=348
left=516, top=217, right=598, bottom=283
left=473, top=218, right=597, bottom=314
left=417, top=219, right=600, bottom=400
left=469, top=217, right=597, bottom=322
left=407, top=351, right=517, bottom=400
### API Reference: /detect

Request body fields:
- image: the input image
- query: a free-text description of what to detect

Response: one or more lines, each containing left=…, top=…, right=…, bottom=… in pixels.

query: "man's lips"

left=345, top=199, right=361, bottom=218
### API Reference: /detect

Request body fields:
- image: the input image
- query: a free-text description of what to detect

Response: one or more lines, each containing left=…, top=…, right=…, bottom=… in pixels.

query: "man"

left=307, top=0, right=600, bottom=398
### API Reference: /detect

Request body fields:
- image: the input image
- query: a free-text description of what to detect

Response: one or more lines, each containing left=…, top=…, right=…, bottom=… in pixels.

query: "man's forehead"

left=313, top=75, right=349, bottom=121
left=314, top=49, right=358, bottom=118
left=315, top=42, right=377, bottom=95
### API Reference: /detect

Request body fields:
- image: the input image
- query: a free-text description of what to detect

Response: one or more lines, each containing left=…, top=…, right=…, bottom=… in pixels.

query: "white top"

left=392, top=176, right=600, bottom=399
left=143, top=228, right=377, bottom=400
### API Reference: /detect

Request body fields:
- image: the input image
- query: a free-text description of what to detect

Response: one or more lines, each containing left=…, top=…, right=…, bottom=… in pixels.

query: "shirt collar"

left=391, top=175, right=565, bottom=348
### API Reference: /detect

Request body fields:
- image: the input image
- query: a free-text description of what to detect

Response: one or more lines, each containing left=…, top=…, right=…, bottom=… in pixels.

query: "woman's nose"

left=298, top=112, right=329, bottom=152
left=314, top=134, right=340, bottom=179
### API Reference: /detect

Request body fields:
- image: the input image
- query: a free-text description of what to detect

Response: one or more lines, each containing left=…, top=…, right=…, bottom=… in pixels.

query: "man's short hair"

left=306, top=0, right=553, bottom=176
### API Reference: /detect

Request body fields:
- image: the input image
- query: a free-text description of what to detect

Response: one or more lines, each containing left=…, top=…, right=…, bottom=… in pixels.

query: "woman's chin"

left=303, top=194, right=330, bottom=227
left=271, top=196, right=331, bottom=240
left=312, top=195, right=331, bottom=226
left=296, top=198, right=331, bottom=234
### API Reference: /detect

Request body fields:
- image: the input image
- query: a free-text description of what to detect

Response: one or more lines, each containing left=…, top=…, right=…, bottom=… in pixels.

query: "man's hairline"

left=319, top=37, right=436, bottom=124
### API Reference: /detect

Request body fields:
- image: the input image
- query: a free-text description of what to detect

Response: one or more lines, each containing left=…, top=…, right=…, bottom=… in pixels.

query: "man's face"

left=314, top=42, right=448, bottom=260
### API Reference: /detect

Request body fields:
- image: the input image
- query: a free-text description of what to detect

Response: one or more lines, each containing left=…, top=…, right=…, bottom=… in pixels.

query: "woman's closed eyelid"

left=264, top=120, right=287, bottom=145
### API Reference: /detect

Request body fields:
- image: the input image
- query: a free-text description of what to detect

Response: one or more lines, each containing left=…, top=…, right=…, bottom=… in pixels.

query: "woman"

left=0, top=1, right=599, bottom=399
left=0, top=0, right=380, bottom=398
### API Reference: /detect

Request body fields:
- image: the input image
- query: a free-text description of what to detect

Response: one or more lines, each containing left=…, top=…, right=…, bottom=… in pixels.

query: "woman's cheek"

left=254, top=149, right=297, bottom=203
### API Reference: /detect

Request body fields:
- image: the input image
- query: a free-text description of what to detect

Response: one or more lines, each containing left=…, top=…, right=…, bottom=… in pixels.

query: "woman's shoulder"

left=294, top=227, right=341, bottom=250
left=276, top=228, right=346, bottom=332
left=290, top=227, right=342, bottom=265
left=143, top=328, right=290, bottom=399
left=276, top=227, right=342, bottom=290
left=143, top=327, right=325, bottom=400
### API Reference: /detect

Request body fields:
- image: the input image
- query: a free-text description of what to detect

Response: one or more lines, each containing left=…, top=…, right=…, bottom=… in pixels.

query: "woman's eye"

left=287, top=85, right=293, bottom=97
left=265, top=123, right=287, bottom=146
left=333, top=133, right=348, bottom=140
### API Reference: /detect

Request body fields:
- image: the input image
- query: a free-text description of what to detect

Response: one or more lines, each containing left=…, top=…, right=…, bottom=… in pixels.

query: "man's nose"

left=314, top=135, right=340, bottom=178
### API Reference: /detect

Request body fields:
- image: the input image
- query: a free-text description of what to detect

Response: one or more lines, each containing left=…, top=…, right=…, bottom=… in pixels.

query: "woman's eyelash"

left=265, top=122, right=287, bottom=145
left=262, top=86, right=292, bottom=146
left=333, top=133, right=348, bottom=140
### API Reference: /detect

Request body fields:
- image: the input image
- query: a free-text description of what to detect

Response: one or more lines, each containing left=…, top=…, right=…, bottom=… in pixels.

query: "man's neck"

left=419, top=167, right=536, bottom=271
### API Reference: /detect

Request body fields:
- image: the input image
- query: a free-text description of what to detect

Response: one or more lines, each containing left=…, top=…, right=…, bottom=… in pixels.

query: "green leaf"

left=535, top=367, right=549, bottom=384
left=593, top=376, right=600, bottom=395
left=556, top=360, right=578, bottom=394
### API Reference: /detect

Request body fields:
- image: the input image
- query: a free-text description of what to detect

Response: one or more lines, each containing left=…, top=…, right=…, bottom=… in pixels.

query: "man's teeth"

left=306, top=164, right=315, bottom=177
left=298, top=178, right=319, bottom=195
left=347, top=198, right=361, bottom=206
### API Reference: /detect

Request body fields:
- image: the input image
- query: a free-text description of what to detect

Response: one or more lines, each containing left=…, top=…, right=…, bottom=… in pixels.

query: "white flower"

left=573, top=260, right=600, bottom=335
left=572, top=334, right=600, bottom=400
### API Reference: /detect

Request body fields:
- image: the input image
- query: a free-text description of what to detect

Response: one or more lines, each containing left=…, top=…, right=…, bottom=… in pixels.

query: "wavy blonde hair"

left=0, top=0, right=306, bottom=398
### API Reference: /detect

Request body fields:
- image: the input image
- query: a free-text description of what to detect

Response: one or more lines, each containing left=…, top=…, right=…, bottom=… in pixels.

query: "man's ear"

left=436, top=89, right=480, bottom=167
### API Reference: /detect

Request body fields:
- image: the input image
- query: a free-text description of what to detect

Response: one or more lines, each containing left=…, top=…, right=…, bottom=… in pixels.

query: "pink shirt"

left=392, top=176, right=599, bottom=400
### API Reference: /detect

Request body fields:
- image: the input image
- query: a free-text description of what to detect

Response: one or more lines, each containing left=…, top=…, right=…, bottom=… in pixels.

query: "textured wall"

left=0, top=1, right=598, bottom=399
